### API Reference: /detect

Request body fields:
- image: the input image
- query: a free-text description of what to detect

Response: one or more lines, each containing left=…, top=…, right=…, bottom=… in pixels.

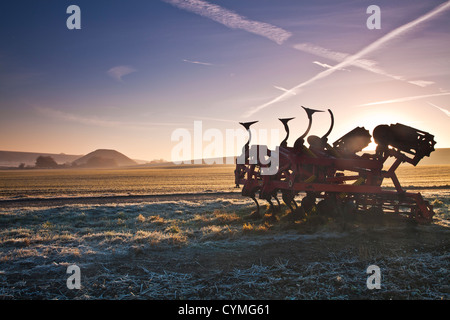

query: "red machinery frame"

left=234, top=107, right=436, bottom=224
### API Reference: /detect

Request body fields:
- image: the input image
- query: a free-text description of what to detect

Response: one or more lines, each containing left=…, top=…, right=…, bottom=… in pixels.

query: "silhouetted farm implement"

left=234, top=107, right=436, bottom=224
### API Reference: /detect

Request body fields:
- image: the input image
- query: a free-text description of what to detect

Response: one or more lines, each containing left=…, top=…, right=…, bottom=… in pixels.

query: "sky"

left=1, top=0, right=449, bottom=162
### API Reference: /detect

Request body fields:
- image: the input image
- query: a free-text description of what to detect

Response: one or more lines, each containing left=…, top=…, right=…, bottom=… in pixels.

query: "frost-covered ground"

left=0, top=190, right=449, bottom=300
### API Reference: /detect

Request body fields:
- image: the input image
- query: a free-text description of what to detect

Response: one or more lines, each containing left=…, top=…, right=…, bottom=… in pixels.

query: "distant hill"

left=0, top=147, right=448, bottom=169
left=417, top=148, right=450, bottom=165
left=72, top=149, right=137, bottom=167
left=370, top=148, right=450, bottom=166
left=0, top=149, right=140, bottom=168
left=0, top=150, right=82, bottom=167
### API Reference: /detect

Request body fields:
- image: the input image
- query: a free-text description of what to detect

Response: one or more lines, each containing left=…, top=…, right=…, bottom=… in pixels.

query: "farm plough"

left=234, top=106, right=436, bottom=223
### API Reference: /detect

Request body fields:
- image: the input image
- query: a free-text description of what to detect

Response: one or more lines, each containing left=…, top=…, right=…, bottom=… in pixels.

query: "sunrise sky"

left=1, top=0, right=449, bottom=161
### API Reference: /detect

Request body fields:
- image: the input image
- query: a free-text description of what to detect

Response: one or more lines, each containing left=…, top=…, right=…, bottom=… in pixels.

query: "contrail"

left=162, top=0, right=292, bottom=45
left=295, top=43, right=411, bottom=82
left=274, top=86, right=297, bottom=95
left=35, top=107, right=181, bottom=129
left=184, top=115, right=237, bottom=123
left=182, top=59, right=213, bottom=66
left=358, top=92, right=450, bottom=106
left=244, top=1, right=450, bottom=117
left=427, top=101, right=450, bottom=117
left=313, top=61, right=349, bottom=71
left=408, top=80, right=435, bottom=87
left=312, top=61, right=334, bottom=70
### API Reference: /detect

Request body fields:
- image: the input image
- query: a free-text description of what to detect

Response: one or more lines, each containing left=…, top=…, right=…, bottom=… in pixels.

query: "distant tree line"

left=35, top=156, right=59, bottom=168
left=149, top=158, right=166, bottom=164
left=16, top=155, right=119, bottom=169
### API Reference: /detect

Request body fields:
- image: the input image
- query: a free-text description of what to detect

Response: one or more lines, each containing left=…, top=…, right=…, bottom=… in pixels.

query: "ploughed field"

left=0, top=165, right=449, bottom=200
left=0, top=165, right=449, bottom=299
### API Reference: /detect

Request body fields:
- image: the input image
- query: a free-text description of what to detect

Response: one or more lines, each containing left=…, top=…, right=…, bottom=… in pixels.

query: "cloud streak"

left=184, top=115, right=237, bottom=123
left=36, top=107, right=120, bottom=127
left=295, top=43, right=404, bottom=80
left=312, top=60, right=349, bottom=72
left=408, top=80, right=435, bottom=88
left=35, top=107, right=181, bottom=129
left=244, top=1, right=450, bottom=117
left=427, top=102, right=450, bottom=117
left=162, top=0, right=292, bottom=45
left=358, top=92, right=450, bottom=106
left=274, top=85, right=297, bottom=95
left=182, top=59, right=213, bottom=66
left=107, top=65, right=136, bottom=82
